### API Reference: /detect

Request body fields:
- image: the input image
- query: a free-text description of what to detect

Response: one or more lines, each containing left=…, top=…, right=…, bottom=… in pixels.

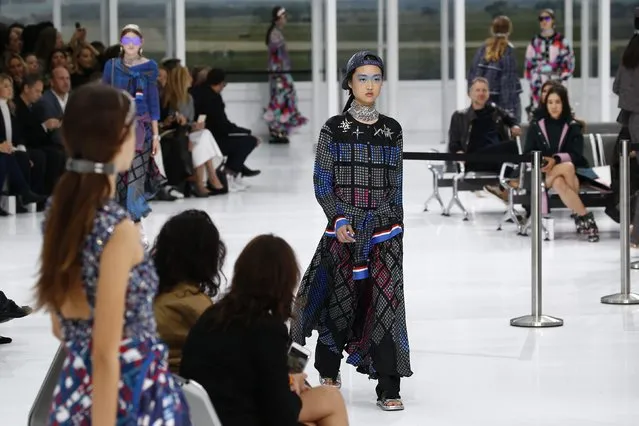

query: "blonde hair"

left=0, top=73, right=16, bottom=112
left=162, top=65, right=191, bottom=110
left=484, top=16, right=512, bottom=62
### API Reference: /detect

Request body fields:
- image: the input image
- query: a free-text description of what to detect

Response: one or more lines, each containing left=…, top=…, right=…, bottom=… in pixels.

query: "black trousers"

left=0, top=152, right=28, bottom=194
left=217, top=135, right=257, bottom=174
left=36, top=146, right=66, bottom=195
left=314, top=279, right=401, bottom=398
left=466, top=140, right=519, bottom=174
left=12, top=150, right=45, bottom=196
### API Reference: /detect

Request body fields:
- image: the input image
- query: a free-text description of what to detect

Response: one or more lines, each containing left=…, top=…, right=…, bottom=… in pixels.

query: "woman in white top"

left=163, top=65, right=226, bottom=196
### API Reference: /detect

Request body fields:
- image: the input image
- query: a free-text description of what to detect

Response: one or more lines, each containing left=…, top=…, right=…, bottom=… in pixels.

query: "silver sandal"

left=319, top=373, right=341, bottom=389
left=376, top=397, right=404, bottom=411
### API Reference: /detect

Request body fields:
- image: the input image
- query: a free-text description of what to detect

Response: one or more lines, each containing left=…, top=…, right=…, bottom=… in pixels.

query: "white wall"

left=222, top=78, right=619, bottom=143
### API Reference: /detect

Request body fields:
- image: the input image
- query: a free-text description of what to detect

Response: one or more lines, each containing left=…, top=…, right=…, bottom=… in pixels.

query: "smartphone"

left=197, top=114, right=206, bottom=123
left=287, top=342, right=311, bottom=374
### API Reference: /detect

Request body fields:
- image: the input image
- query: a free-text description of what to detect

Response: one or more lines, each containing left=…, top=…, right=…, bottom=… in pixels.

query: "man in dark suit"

left=34, top=66, right=70, bottom=147
left=15, top=73, right=65, bottom=196
left=191, top=68, right=260, bottom=192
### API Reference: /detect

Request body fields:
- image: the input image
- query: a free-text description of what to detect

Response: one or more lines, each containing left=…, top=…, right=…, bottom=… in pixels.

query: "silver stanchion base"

left=510, top=315, right=564, bottom=328
left=630, top=261, right=639, bottom=270
left=601, top=293, right=639, bottom=305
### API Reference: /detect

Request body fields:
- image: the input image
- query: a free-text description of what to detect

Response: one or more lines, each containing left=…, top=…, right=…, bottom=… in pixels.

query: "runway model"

left=35, top=84, right=190, bottom=425
left=291, top=51, right=411, bottom=411
left=102, top=24, right=164, bottom=247
left=263, top=5, right=307, bottom=143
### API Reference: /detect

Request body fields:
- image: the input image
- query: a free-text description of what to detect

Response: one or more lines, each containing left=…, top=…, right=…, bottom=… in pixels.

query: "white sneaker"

left=228, top=175, right=247, bottom=192
left=235, top=176, right=250, bottom=189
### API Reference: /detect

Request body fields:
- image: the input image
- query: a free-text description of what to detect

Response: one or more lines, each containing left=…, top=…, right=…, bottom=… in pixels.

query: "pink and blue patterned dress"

left=263, top=27, right=307, bottom=138
left=47, top=200, right=190, bottom=425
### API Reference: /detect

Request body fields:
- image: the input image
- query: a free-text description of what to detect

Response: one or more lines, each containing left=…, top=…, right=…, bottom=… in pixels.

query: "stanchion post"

left=511, top=151, right=563, bottom=328
left=602, top=139, right=639, bottom=304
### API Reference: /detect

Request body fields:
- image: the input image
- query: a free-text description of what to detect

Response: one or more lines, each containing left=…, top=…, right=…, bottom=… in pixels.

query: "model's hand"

left=542, top=156, right=556, bottom=172
left=152, top=136, right=159, bottom=156
left=336, top=224, right=356, bottom=243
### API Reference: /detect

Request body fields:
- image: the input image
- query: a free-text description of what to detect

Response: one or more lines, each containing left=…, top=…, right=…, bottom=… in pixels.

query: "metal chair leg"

left=519, top=216, right=549, bottom=239
left=497, top=188, right=521, bottom=230
left=443, top=176, right=469, bottom=220
left=424, top=167, right=444, bottom=212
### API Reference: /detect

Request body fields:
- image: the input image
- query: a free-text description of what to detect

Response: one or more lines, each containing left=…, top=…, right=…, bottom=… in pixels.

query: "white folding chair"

left=28, top=344, right=66, bottom=426
left=174, top=375, right=223, bottom=426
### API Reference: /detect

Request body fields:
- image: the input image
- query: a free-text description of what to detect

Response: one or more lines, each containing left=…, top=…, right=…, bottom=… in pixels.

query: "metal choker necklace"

left=348, top=100, right=379, bottom=122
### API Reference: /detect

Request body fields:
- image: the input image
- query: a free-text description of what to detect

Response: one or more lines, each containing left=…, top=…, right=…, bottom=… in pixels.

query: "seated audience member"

left=448, top=77, right=521, bottom=199
left=34, top=66, right=70, bottom=147
left=191, top=68, right=261, bottom=192
left=14, top=74, right=65, bottom=196
left=180, top=234, right=349, bottom=426
left=6, top=53, right=26, bottom=95
left=23, top=53, right=41, bottom=75
left=70, top=45, right=99, bottom=88
left=153, top=210, right=225, bottom=374
left=525, top=85, right=599, bottom=242
left=0, top=290, right=32, bottom=344
left=190, top=66, right=210, bottom=87
left=0, top=74, right=46, bottom=214
left=161, top=65, right=226, bottom=196
left=531, top=80, right=562, bottom=120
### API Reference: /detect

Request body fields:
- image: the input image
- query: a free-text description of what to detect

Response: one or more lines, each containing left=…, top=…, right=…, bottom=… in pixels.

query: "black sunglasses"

left=538, top=15, right=552, bottom=22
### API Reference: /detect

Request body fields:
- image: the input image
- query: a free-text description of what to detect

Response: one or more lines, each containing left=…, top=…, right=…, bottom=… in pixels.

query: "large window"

left=60, top=0, right=105, bottom=46
left=399, top=0, right=442, bottom=79
left=118, top=0, right=168, bottom=61
left=185, top=0, right=311, bottom=83
left=0, top=0, right=52, bottom=25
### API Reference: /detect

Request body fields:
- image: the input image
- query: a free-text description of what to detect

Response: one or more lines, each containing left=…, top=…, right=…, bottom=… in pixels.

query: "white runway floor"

left=1, top=133, right=637, bottom=425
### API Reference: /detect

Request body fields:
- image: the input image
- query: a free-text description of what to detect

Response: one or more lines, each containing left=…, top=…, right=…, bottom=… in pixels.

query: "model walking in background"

left=102, top=24, right=168, bottom=247
left=467, top=15, right=522, bottom=122
left=291, top=51, right=411, bottom=411
left=263, top=6, right=307, bottom=144
left=524, top=8, right=574, bottom=116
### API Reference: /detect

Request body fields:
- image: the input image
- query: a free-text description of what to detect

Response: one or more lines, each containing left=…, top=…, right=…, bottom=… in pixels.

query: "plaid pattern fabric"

left=524, top=32, right=575, bottom=105
left=291, top=113, right=411, bottom=379
left=313, top=114, right=403, bottom=276
left=291, top=234, right=412, bottom=379
left=116, top=121, right=164, bottom=221
left=467, top=44, right=522, bottom=119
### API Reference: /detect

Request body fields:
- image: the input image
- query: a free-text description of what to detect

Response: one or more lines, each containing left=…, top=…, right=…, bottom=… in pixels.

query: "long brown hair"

left=484, top=16, right=512, bottom=62
left=162, top=65, right=191, bottom=110
left=35, top=84, right=136, bottom=311
left=202, top=234, right=299, bottom=329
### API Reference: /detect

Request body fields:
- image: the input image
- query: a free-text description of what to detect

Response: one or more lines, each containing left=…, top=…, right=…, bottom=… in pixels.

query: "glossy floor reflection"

left=0, top=135, right=637, bottom=425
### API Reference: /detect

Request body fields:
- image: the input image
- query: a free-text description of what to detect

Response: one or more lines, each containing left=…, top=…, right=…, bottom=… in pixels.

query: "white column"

left=311, top=0, right=324, bottom=137
left=325, top=0, right=338, bottom=117
left=175, top=0, right=186, bottom=64
left=440, top=0, right=449, bottom=144
left=598, top=0, right=611, bottom=122
left=581, top=0, right=590, bottom=120
left=108, top=0, right=119, bottom=46
left=52, top=0, right=62, bottom=30
left=165, top=0, right=174, bottom=59
left=385, top=0, right=399, bottom=118
left=100, top=0, right=109, bottom=47
left=377, top=0, right=384, bottom=57
left=454, top=0, right=466, bottom=110
left=564, top=0, right=573, bottom=94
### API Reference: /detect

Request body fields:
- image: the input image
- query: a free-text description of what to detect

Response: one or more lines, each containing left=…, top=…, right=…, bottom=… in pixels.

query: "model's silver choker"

left=348, top=101, right=379, bottom=123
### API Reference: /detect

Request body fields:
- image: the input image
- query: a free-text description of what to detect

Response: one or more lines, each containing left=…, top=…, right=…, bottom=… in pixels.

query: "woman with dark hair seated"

left=524, top=85, right=599, bottom=242
left=153, top=209, right=225, bottom=374
left=180, top=234, right=349, bottom=426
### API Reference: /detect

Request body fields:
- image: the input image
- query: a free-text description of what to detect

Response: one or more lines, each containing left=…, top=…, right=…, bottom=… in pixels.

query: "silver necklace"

left=348, top=101, right=379, bottom=123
